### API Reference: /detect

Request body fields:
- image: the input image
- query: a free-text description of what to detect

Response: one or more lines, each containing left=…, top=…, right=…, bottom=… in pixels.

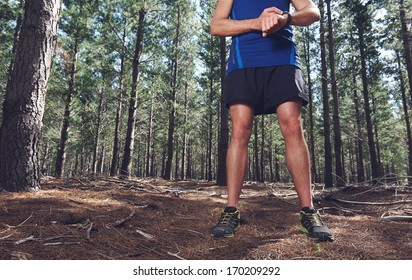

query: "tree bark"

left=92, top=89, right=104, bottom=174
left=55, top=38, right=78, bottom=178
left=207, top=35, right=214, bottom=182
left=326, top=0, right=344, bottom=186
left=302, top=27, right=318, bottom=183
left=319, top=0, right=334, bottom=187
left=164, top=5, right=181, bottom=180
left=180, top=82, right=188, bottom=179
left=120, top=8, right=146, bottom=177
left=254, top=118, right=260, bottom=182
left=0, top=0, right=62, bottom=191
left=110, top=26, right=127, bottom=176
left=399, top=0, right=412, bottom=104
left=397, top=52, right=412, bottom=184
left=353, top=85, right=365, bottom=183
left=216, top=36, right=229, bottom=186
left=260, top=116, right=265, bottom=182
left=356, top=8, right=381, bottom=181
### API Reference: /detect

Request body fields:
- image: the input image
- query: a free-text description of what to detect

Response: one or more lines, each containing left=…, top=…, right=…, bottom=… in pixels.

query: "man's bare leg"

left=226, top=102, right=254, bottom=208
left=276, top=99, right=334, bottom=241
left=276, top=99, right=313, bottom=208
left=211, top=102, right=253, bottom=237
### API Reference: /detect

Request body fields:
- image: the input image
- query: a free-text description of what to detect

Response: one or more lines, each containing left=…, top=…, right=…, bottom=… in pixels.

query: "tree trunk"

left=110, top=26, right=126, bottom=177
left=397, top=52, right=412, bottom=184
left=319, top=0, right=334, bottom=187
left=274, top=145, right=280, bottom=182
left=55, top=37, right=77, bottom=178
left=353, top=88, right=365, bottom=183
left=254, top=117, right=260, bottom=182
left=164, top=5, right=180, bottom=180
left=145, top=91, right=154, bottom=177
left=326, top=0, right=344, bottom=187
left=357, top=14, right=381, bottom=181
left=180, top=82, right=188, bottom=179
left=399, top=0, right=412, bottom=104
left=217, top=36, right=229, bottom=186
left=119, top=8, right=146, bottom=177
left=207, top=35, right=214, bottom=182
left=303, top=27, right=318, bottom=183
left=92, top=89, right=104, bottom=174
left=0, top=0, right=62, bottom=191
left=260, top=116, right=265, bottom=182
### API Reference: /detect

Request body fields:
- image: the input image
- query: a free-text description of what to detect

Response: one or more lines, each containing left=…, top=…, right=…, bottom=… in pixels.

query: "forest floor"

left=0, top=176, right=412, bottom=260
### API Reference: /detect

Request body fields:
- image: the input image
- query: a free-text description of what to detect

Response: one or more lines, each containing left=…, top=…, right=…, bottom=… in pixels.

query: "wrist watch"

left=282, top=11, right=293, bottom=26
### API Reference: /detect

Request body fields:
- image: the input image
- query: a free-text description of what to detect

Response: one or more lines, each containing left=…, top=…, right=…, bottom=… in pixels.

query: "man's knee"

left=231, top=124, right=252, bottom=145
left=279, top=117, right=304, bottom=139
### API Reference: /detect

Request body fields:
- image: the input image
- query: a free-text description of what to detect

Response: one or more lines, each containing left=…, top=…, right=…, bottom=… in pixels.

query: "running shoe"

left=211, top=209, right=240, bottom=238
left=300, top=208, right=334, bottom=242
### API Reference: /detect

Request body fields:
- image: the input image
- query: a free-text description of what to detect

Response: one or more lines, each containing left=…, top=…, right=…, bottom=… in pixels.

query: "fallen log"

left=327, top=197, right=412, bottom=206
left=380, top=215, right=412, bottom=222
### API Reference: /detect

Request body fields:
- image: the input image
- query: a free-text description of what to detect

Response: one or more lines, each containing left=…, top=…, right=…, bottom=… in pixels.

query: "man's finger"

left=263, top=7, right=283, bottom=14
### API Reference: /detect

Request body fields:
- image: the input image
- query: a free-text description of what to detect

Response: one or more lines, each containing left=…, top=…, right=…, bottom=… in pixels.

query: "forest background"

left=0, top=0, right=412, bottom=192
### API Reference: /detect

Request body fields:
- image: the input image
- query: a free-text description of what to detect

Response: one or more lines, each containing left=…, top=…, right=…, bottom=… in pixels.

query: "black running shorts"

left=226, top=65, right=309, bottom=115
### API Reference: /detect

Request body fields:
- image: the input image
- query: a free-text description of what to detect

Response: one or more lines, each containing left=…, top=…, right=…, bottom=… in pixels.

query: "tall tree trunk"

left=254, top=118, right=260, bottom=182
left=145, top=91, right=154, bottom=177
left=92, top=89, right=104, bottom=174
left=0, top=0, right=62, bottom=191
left=399, top=0, right=412, bottom=104
left=319, top=0, right=333, bottom=187
left=260, top=116, right=265, bottom=182
left=164, top=5, right=180, bottom=180
left=207, top=35, right=214, bottom=182
left=180, top=82, right=188, bottom=179
left=326, top=0, right=344, bottom=186
left=269, top=125, right=274, bottom=181
left=274, top=145, right=280, bottom=182
left=397, top=52, right=412, bottom=184
left=217, top=36, right=229, bottom=186
left=353, top=82, right=365, bottom=183
left=119, top=8, right=146, bottom=177
left=357, top=14, right=381, bottom=181
left=303, top=27, right=318, bottom=183
left=55, top=38, right=78, bottom=178
left=110, top=26, right=126, bottom=176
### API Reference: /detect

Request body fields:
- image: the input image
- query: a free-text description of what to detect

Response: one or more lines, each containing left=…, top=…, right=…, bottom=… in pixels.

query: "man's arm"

left=261, top=0, right=320, bottom=36
left=288, top=0, right=320, bottom=26
left=210, top=0, right=320, bottom=37
left=210, top=0, right=281, bottom=37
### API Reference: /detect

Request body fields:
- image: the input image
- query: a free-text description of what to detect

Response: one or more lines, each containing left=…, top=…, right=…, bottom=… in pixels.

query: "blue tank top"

left=227, top=0, right=301, bottom=74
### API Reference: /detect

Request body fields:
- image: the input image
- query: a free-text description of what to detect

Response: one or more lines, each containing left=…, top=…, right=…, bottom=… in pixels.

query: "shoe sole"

left=211, top=233, right=235, bottom=238
left=211, top=225, right=240, bottom=238
left=300, top=226, right=334, bottom=242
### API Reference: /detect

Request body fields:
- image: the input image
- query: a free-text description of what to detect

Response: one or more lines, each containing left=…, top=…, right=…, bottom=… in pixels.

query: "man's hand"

left=259, top=7, right=287, bottom=37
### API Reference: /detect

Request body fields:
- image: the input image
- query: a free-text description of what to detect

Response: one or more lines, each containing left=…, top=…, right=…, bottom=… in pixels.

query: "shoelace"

left=219, top=212, right=238, bottom=226
left=303, top=212, right=324, bottom=228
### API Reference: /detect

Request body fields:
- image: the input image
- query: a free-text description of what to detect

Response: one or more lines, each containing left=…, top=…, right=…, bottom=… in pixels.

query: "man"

left=210, top=0, right=334, bottom=242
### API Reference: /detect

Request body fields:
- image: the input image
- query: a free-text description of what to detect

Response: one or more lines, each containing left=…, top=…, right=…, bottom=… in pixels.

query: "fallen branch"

left=1, top=213, right=33, bottom=232
left=14, top=235, right=35, bottom=245
left=86, top=222, right=94, bottom=242
left=112, top=211, right=136, bottom=227
left=136, top=229, right=155, bottom=240
left=44, top=242, right=81, bottom=246
left=0, top=233, right=14, bottom=240
left=380, top=215, right=412, bottom=222
left=167, top=251, right=186, bottom=260
left=327, top=197, right=412, bottom=206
